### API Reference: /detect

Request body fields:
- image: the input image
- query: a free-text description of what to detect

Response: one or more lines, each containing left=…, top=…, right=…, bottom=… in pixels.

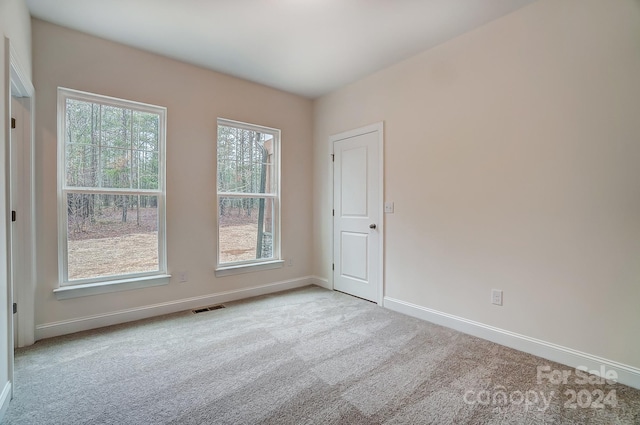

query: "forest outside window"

left=57, top=88, right=167, bottom=289
left=216, top=119, right=281, bottom=272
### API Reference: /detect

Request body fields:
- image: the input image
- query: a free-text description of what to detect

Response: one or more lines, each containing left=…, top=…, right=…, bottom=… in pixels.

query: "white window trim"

left=214, top=260, right=284, bottom=277
left=215, top=118, right=281, bottom=275
left=57, top=87, right=168, bottom=294
left=53, top=274, right=171, bottom=300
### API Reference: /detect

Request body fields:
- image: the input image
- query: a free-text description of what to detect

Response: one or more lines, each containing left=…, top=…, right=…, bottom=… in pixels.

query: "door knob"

left=369, top=224, right=377, bottom=229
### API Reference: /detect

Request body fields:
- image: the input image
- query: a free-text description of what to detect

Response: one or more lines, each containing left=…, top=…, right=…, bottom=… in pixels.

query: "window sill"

left=53, top=274, right=171, bottom=300
left=215, top=260, right=284, bottom=277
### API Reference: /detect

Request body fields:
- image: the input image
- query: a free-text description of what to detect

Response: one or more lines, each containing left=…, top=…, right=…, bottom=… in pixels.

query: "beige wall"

left=313, top=0, right=640, bottom=368
left=1, top=0, right=31, bottom=77
left=33, top=19, right=313, bottom=326
left=1, top=0, right=31, bottom=410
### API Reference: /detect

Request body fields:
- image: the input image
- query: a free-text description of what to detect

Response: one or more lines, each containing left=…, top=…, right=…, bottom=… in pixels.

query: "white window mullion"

left=217, top=192, right=278, bottom=199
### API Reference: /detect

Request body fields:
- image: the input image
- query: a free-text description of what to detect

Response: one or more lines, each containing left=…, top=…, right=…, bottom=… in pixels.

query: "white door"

left=9, top=94, right=34, bottom=348
left=10, top=96, right=26, bottom=347
left=10, top=96, right=19, bottom=347
left=332, top=124, right=382, bottom=303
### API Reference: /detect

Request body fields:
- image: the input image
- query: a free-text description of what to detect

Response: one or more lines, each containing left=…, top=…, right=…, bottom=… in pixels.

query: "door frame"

left=9, top=41, right=35, bottom=350
left=329, top=122, right=384, bottom=305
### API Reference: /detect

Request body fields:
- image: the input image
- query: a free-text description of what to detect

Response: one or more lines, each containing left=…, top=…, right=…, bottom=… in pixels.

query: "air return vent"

left=192, top=305, right=225, bottom=314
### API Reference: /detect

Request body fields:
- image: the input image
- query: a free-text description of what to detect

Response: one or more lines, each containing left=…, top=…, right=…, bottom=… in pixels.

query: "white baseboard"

left=0, top=381, right=12, bottom=422
left=309, top=275, right=331, bottom=290
left=384, top=296, right=640, bottom=390
left=36, top=276, right=315, bottom=340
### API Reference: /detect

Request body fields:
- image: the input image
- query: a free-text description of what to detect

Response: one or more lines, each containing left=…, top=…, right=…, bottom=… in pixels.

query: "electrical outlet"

left=179, top=271, right=188, bottom=283
left=384, top=202, right=394, bottom=213
left=287, top=258, right=294, bottom=267
left=491, top=289, right=503, bottom=306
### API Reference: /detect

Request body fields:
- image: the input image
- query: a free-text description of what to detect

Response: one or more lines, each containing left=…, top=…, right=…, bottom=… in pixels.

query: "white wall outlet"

left=179, top=271, right=188, bottom=283
left=287, top=258, right=294, bottom=267
left=491, top=289, right=503, bottom=306
left=384, top=202, right=394, bottom=213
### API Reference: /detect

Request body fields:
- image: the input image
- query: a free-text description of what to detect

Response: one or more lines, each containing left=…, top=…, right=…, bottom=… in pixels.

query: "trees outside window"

left=58, top=88, right=166, bottom=285
left=217, top=119, right=280, bottom=267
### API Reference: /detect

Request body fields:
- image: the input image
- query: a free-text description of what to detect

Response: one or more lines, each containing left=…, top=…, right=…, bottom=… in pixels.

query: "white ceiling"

left=27, top=0, right=536, bottom=99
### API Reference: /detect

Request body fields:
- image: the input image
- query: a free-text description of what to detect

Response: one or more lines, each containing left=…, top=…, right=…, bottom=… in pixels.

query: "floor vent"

left=192, top=305, right=225, bottom=314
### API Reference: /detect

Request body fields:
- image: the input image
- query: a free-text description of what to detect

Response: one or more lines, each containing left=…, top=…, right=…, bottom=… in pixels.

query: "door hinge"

left=331, top=154, right=334, bottom=162
left=11, top=210, right=16, bottom=222
left=332, top=209, right=334, bottom=216
left=11, top=118, right=16, bottom=129
left=332, top=263, right=335, bottom=271
left=12, top=303, right=17, bottom=314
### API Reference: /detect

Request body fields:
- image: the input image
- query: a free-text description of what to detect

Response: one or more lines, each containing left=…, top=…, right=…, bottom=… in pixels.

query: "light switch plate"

left=491, top=289, right=503, bottom=306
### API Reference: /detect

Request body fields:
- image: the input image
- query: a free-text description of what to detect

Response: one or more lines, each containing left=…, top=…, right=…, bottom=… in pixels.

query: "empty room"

left=1, top=0, right=639, bottom=423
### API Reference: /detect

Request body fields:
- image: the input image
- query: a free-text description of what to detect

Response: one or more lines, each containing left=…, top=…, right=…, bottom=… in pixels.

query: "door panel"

left=341, top=232, right=368, bottom=281
left=341, top=146, right=368, bottom=216
left=333, top=129, right=380, bottom=302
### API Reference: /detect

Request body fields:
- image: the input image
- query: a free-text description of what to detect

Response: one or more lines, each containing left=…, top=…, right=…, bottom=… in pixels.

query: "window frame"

left=215, top=118, right=282, bottom=274
left=56, top=87, right=168, bottom=290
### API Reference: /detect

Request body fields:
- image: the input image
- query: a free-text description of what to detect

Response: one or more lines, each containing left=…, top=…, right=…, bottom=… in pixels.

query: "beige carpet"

left=4, top=286, right=640, bottom=424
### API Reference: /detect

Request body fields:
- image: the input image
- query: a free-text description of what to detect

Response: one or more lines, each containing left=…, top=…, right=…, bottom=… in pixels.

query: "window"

left=216, top=119, right=280, bottom=271
left=57, top=88, right=167, bottom=289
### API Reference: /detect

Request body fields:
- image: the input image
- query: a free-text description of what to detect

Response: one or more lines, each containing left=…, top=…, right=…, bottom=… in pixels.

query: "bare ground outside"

left=68, top=233, right=159, bottom=280
left=67, top=207, right=261, bottom=280
left=218, top=206, right=272, bottom=263
left=67, top=207, right=159, bottom=280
